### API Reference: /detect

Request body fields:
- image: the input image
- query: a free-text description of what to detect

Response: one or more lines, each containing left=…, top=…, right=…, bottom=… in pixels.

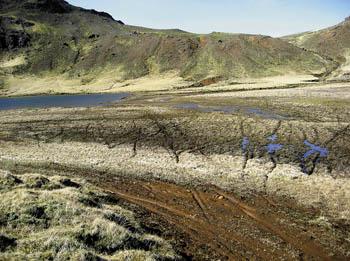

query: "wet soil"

left=174, top=102, right=288, bottom=120
left=3, top=161, right=350, bottom=260
left=100, top=179, right=348, bottom=261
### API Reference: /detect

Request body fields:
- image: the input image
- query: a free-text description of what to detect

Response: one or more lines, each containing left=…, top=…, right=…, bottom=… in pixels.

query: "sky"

left=68, top=0, right=350, bottom=37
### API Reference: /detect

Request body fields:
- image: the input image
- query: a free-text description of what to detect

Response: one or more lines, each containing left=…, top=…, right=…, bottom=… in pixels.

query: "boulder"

left=0, top=30, right=30, bottom=50
left=23, top=0, right=72, bottom=13
left=0, top=16, right=34, bottom=28
left=0, top=234, right=16, bottom=252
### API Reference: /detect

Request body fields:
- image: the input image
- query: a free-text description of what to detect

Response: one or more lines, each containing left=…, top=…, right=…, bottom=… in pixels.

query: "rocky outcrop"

left=3, top=0, right=118, bottom=22
left=23, top=0, right=72, bottom=14
left=0, top=17, right=31, bottom=50
left=83, top=9, right=115, bottom=21
left=0, top=16, right=34, bottom=28
left=0, top=234, right=17, bottom=252
left=0, top=30, right=30, bottom=50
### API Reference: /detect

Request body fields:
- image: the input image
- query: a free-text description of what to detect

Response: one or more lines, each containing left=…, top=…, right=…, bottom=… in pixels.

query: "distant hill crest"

left=0, top=0, right=339, bottom=82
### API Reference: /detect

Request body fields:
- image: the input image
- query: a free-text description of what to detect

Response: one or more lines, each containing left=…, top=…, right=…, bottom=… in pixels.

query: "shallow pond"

left=0, top=93, right=130, bottom=110
left=175, top=103, right=288, bottom=120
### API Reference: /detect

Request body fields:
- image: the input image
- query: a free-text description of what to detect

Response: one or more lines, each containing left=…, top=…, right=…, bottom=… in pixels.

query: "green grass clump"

left=0, top=79, right=5, bottom=90
left=0, top=171, right=177, bottom=260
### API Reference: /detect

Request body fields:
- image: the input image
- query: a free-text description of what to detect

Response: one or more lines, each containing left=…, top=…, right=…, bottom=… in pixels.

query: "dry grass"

left=0, top=55, right=26, bottom=69
left=1, top=72, right=320, bottom=97
left=0, top=171, right=177, bottom=260
left=193, top=81, right=350, bottom=100
left=2, top=70, right=188, bottom=96
left=0, top=135, right=349, bottom=221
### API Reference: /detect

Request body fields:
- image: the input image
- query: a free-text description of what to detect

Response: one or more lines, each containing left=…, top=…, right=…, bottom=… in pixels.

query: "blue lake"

left=0, top=93, right=130, bottom=110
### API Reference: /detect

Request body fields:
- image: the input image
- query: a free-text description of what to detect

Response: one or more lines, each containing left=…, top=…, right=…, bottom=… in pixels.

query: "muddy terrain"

left=0, top=81, right=349, bottom=260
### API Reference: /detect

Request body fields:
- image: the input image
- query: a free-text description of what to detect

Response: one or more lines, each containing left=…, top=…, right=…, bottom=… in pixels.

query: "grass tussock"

left=0, top=171, right=177, bottom=260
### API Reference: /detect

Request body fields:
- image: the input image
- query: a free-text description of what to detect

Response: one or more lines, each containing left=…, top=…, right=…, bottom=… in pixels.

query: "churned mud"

left=102, top=178, right=349, bottom=260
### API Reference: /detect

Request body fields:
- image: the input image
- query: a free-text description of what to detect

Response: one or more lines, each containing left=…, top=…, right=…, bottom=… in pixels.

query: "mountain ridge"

left=0, top=0, right=340, bottom=94
left=283, top=16, right=350, bottom=79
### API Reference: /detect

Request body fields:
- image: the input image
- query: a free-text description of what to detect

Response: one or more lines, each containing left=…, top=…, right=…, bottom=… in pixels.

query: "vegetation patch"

left=0, top=77, right=5, bottom=90
left=0, top=171, right=177, bottom=260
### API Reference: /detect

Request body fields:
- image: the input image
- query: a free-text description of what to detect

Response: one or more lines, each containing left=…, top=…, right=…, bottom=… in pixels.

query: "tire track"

left=105, top=186, right=300, bottom=260
left=214, top=189, right=333, bottom=261
left=191, top=190, right=211, bottom=221
left=106, top=188, right=240, bottom=260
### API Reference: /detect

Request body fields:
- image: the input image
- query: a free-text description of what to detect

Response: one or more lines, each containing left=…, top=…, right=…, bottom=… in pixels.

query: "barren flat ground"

left=1, top=79, right=350, bottom=260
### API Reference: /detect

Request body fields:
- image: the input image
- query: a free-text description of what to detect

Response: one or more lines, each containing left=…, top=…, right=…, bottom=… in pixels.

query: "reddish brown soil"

left=93, top=178, right=348, bottom=261
left=190, top=76, right=223, bottom=87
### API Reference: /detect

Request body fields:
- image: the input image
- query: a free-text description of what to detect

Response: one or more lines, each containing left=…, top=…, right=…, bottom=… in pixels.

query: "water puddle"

left=242, top=137, right=250, bottom=152
left=200, top=106, right=237, bottom=114
left=174, top=103, right=287, bottom=120
left=300, top=140, right=329, bottom=174
left=174, top=103, right=200, bottom=110
left=303, top=140, right=329, bottom=159
left=266, top=134, right=283, bottom=154
left=245, top=108, right=287, bottom=120
left=239, top=136, right=329, bottom=174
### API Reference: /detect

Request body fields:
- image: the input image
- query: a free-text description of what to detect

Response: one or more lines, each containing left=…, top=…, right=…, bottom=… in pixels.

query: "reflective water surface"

left=0, top=93, right=130, bottom=110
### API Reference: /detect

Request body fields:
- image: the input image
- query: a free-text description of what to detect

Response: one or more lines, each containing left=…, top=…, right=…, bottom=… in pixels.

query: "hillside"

left=0, top=0, right=333, bottom=95
left=283, top=17, right=350, bottom=80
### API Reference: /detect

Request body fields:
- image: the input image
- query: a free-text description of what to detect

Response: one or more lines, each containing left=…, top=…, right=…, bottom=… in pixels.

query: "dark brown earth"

left=102, top=180, right=348, bottom=260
